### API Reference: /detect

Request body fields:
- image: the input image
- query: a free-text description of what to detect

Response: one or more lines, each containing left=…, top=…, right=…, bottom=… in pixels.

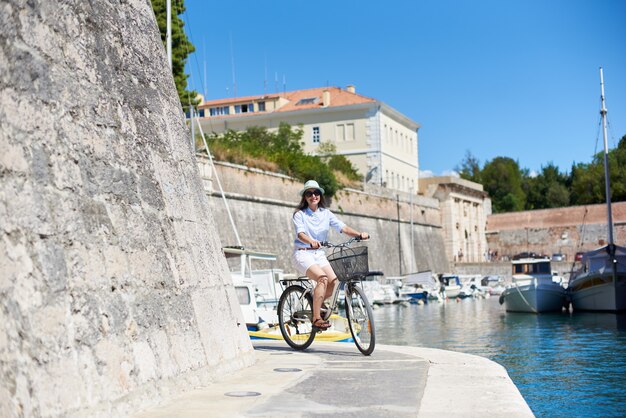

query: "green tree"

left=455, top=133, right=626, bottom=213
left=610, top=135, right=626, bottom=201
left=481, top=157, right=526, bottom=212
left=151, top=0, right=199, bottom=111
left=456, top=150, right=482, bottom=183
left=570, top=135, right=626, bottom=205
left=523, top=163, right=570, bottom=209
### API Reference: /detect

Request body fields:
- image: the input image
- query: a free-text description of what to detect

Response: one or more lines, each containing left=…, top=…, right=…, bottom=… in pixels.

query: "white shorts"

left=292, top=249, right=330, bottom=275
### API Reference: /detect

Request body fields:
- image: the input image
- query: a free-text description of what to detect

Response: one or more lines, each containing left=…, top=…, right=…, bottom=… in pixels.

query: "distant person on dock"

left=291, top=180, right=369, bottom=330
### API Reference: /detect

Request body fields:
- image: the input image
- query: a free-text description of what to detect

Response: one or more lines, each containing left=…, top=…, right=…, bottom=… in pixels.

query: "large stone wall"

left=486, top=203, right=626, bottom=260
left=199, top=159, right=450, bottom=275
left=0, top=2, right=252, bottom=417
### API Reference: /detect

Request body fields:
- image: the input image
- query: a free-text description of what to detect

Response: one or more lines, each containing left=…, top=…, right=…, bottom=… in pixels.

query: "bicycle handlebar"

left=320, top=235, right=371, bottom=248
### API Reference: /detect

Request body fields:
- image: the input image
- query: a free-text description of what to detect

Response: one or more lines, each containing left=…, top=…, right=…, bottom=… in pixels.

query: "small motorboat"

left=499, top=257, right=568, bottom=313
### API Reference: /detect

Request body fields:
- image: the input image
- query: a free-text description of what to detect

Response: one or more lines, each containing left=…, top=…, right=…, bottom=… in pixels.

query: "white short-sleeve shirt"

left=292, top=207, right=346, bottom=248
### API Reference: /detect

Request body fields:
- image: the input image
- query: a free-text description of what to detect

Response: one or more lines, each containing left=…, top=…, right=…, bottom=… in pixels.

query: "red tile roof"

left=278, top=87, right=376, bottom=111
left=198, top=86, right=376, bottom=115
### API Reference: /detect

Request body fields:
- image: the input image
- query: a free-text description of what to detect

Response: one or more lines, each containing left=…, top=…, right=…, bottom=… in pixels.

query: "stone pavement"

left=134, top=340, right=534, bottom=417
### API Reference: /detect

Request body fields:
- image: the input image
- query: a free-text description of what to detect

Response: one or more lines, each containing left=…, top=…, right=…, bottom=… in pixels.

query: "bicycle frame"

left=281, top=236, right=366, bottom=312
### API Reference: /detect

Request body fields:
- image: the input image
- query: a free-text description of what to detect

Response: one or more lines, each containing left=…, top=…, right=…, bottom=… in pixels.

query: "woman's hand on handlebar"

left=357, top=232, right=370, bottom=241
left=309, top=240, right=322, bottom=249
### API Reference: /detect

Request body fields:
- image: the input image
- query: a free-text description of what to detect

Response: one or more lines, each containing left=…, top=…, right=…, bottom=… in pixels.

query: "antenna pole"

left=166, top=0, right=172, bottom=70
left=230, top=33, right=237, bottom=97
left=264, top=54, right=268, bottom=95
left=203, top=41, right=207, bottom=98
left=599, top=67, right=614, bottom=245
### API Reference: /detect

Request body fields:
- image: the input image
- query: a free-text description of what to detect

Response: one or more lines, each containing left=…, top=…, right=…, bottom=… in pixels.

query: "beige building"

left=420, top=176, right=492, bottom=263
left=194, top=86, right=420, bottom=193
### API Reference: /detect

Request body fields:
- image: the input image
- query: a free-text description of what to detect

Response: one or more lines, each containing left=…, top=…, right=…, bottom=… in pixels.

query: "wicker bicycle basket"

left=327, top=246, right=369, bottom=281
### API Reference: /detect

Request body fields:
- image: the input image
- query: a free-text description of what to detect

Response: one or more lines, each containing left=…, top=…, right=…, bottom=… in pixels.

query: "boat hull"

left=441, top=285, right=461, bottom=299
left=249, top=328, right=353, bottom=343
left=247, top=314, right=354, bottom=343
left=569, top=272, right=626, bottom=312
left=501, top=283, right=567, bottom=313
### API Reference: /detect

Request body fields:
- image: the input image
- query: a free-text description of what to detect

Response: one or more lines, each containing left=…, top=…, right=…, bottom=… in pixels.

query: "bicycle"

left=277, top=237, right=377, bottom=356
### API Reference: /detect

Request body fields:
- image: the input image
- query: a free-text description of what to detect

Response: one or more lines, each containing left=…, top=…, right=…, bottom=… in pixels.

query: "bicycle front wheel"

left=345, top=283, right=375, bottom=355
left=278, top=285, right=316, bottom=350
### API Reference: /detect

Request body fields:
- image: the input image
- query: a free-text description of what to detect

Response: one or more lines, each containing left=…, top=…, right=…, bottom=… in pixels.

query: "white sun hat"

left=299, top=180, right=325, bottom=196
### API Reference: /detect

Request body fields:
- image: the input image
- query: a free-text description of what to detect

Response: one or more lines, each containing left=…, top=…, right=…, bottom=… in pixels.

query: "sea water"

left=374, top=297, right=626, bottom=418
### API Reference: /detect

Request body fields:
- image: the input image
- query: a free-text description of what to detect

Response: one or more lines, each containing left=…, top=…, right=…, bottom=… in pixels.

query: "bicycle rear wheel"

left=278, top=285, right=316, bottom=350
left=345, top=283, right=375, bottom=355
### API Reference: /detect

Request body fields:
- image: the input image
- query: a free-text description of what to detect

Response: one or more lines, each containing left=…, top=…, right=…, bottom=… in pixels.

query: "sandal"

left=312, top=318, right=331, bottom=330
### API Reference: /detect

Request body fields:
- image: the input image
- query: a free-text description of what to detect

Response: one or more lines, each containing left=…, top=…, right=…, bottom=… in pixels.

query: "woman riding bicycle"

left=291, top=180, right=369, bottom=331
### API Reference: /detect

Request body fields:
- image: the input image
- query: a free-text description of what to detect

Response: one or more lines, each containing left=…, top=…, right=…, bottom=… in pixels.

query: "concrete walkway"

left=134, top=340, right=534, bottom=417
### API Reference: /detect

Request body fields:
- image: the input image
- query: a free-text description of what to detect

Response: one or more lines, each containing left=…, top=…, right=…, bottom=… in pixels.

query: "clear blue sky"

left=181, top=0, right=626, bottom=177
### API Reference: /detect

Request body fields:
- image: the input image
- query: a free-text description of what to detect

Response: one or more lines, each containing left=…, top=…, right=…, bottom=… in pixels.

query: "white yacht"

left=438, top=274, right=462, bottom=299
left=499, top=257, right=567, bottom=313
left=393, top=271, right=439, bottom=303
left=224, top=246, right=286, bottom=328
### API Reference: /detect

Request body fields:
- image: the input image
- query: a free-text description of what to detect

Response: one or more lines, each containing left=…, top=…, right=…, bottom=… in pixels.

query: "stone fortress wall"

left=0, top=2, right=253, bottom=417
left=198, top=159, right=451, bottom=276
left=486, top=203, right=626, bottom=261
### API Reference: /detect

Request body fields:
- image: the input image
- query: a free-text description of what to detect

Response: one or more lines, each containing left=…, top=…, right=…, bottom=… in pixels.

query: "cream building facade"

left=194, top=86, right=420, bottom=194
left=419, top=176, right=492, bottom=263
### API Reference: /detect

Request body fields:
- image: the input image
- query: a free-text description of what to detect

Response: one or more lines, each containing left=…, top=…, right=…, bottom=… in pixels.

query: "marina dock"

left=134, top=340, right=534, bottom=418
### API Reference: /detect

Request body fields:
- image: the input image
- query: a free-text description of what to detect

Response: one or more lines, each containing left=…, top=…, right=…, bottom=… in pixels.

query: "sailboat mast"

left=599, top=67, right=614, bottom=246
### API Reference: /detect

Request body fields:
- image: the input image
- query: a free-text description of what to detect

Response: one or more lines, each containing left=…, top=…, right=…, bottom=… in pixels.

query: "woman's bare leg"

left=305, top=264, right=328, bottom=322
left=321, top=264, right=339, bottom=300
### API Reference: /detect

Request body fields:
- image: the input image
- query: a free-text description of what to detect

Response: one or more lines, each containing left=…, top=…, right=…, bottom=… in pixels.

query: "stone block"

left=31, top=355, right=86, bottom=417
left=131, top=341, right=157, bottom=384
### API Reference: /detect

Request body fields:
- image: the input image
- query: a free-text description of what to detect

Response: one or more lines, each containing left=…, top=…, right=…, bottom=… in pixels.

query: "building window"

left=258, top=101, right=266, bottom=111
left=336, top=124, right=345, bottom=141
left=234, top=103, right=254, bottom=114
left=312, top=126, right=320, bottom=143
left=209, top=106, right=229, bottom=116
left=346, top=123, right=354, bottom=141
left=235, top=286, right=251, bottom=305
left=335, top=123, right=354, bottom=141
